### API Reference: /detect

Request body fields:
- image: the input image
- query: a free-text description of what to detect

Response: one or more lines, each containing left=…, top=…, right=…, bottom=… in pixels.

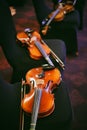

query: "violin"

left=41, top=2, right=75, bottom=35
left=17, top=29, right=54, bottom=67
left=21, top=66, right=61, bottom=130
left=51, top=4, right=74, bottom=21
left=17, top=29, right=65, bottom=70
left=17, top=30, right=50, bottom=59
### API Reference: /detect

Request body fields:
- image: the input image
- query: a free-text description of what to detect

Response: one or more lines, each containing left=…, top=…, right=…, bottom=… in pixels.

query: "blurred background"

left=0, top=0, right=87, bottom=129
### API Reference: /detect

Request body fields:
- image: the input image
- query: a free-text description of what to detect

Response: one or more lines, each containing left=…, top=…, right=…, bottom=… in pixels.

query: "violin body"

left=21, top=67, right=61, bottom=117
left=29, top=41, right=50, bottom=60
left=21, top=87, right=55, bottom=118
left=50, top=4, right=74, bottom=21
left=26, top=67, right=61, bottom=87
left=17, top=31, right=50, bottom=60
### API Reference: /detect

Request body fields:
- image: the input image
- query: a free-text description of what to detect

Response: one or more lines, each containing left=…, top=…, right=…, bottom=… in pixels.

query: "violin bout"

left=48, top=4, right=75, bottom=22
left=21, top=88, right=55, bottom=118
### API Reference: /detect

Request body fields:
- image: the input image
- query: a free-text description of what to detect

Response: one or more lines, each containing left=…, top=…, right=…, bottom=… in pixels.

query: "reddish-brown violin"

left=21, top=66, right=62, bottom=130
left=17, top=29, right=65, bottom=70
left=41, top=2, right=75, bottom=35
left=17, top=30, right=50, bottom=60
left=21, top=66, right=61, bottom=117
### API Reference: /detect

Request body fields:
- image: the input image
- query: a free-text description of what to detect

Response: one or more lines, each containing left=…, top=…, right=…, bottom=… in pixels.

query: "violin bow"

left=41, top=40, right=65, bottom=70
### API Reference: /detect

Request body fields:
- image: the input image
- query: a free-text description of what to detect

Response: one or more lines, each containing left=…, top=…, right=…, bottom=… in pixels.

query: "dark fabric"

left=6, top=0, right=27, bottom=6
left=41, top=25, right=78, bottom=55
left=75, top=0, right=86, bottom=30
left=0, top=74, right=21, bottom=130
left=32, top=0, right=52, bottom=25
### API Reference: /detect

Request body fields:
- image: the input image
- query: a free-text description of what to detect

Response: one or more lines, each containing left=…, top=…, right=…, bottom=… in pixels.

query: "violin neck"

left=42, top=2, right=63, bottom=28
left=47, top=8, right=60, bottom=25
left=35, top=40, right=54, bottom=67
left=30, top=88, right=42, bottom=130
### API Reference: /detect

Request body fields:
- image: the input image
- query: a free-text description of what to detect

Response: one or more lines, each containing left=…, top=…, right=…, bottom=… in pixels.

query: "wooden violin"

left=21, top=67, right=61, bottom=116
left=17, top=29, right=65, bottom=70
left=17, top=29, right=54, bottom=67
left=21, top=66, right=61, bottom=130
left=41, top=2, right=75, bottom=35
left=17, top=30, right=50, bottom=59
